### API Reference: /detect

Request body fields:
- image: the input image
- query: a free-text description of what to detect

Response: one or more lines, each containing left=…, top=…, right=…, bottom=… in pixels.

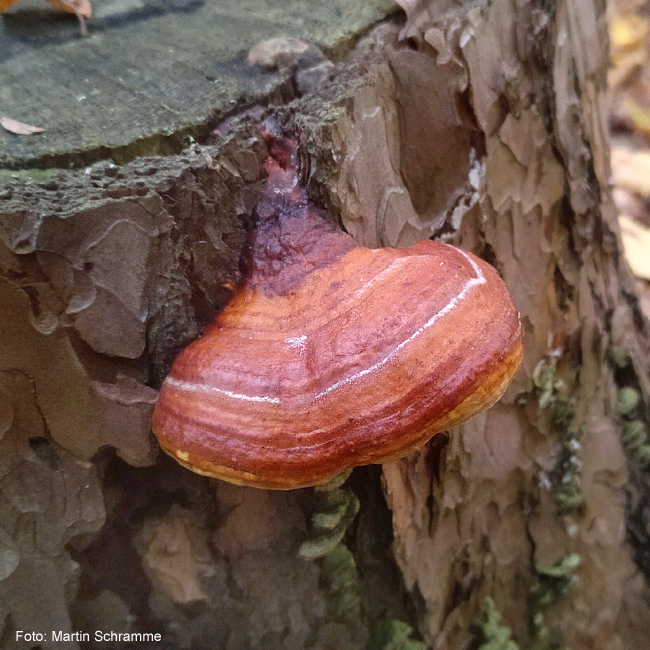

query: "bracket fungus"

left=152, top=125, right=523, bottom=490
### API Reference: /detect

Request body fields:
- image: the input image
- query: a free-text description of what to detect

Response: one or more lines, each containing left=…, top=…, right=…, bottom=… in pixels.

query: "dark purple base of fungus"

left=151, top=125, right=523, bottom=489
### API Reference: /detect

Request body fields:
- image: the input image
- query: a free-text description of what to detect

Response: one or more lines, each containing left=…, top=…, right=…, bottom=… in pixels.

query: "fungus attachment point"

left=152, top=126, right=523, bottom=489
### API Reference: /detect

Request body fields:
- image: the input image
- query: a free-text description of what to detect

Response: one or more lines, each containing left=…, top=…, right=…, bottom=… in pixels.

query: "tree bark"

left=1, top=1, right=650, bottom=649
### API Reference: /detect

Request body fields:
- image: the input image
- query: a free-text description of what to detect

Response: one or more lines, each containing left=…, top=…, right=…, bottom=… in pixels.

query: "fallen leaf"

left=0, top=0, right=91, bottom=35
left=46, top=0, right=91, bottom=19
left=0, top=0, right=90, bottom=15
left=612, top=186, right=650, bottom=228
left=620, top=214, right=650, bottom=281
left=635, top=278, right=650, bottom=322
left=48, top=0, right=91, bottom=35
left=623, top=96, right=650, bottom=140
left=611, top=146, right=650, bottom=196
left=1, top=117, right=45, bottom=135
left=610, top=15, right=648, bottom=66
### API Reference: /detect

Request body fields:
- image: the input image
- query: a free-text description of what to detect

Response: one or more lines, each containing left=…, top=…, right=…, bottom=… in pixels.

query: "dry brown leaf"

left=51, top=0, right=91, bottom=35
left=623, top=96, right=650, bottom=140
left=1, top=117, right=45, bottom=135
left=635, top=277, right=650, bottom=321
left=610, top=15, right=648, bottom=67
left=46, top=0, right=91, bottom=18
left=611, top=146, right=650, bottom=196
left=612, top=186, right=650, bottom=227
left=620, top=214, right=650, bottom=281
left=0, top=0, right=90, bottom=15
left=1, top=0, right=91, bottom=35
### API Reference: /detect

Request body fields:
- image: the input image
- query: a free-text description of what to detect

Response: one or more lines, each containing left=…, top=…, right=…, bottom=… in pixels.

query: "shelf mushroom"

left=152, top=127, right=523, bottom=490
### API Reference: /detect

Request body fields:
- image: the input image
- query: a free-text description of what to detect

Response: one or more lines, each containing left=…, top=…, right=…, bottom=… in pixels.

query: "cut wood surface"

left=0, top=0, right=395, bottom=168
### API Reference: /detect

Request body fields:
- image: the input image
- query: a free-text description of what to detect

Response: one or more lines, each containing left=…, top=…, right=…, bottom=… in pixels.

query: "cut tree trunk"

left=1, top=0, right=650, bottom=649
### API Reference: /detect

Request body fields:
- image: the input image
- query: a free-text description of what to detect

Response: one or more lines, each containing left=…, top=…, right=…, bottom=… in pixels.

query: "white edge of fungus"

left=165, top=378, right=282, bottom=404
left=164, top=248, right=486, bottom=404
left=313, top=250, right=485, bottom=399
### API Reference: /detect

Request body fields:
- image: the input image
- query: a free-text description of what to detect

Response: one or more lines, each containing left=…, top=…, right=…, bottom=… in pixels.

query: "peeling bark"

left=1, top=1, right=650, bottom=649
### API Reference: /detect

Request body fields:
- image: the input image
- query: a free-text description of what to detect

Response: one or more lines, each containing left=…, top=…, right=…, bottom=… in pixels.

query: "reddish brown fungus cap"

left=151, top=131, right=523, bottom=490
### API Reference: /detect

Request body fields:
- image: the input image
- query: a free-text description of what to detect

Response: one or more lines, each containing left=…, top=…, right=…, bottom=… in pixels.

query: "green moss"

left=299, top=484, right=365, bottom=639
left=608, top=345, right=631, bottom=369
left=617, top=387, right=641, bottom=418
left=320, top=544, right=363, bottom=626
left=615, top=382, right=650, bottom=466
left=532, top=352, right=584, bottom=518
left=24, top=168, right=58, bottom=182
left=532, top=355, right=564, bottom=411
left=312, top=489, right=356, bottom=530
left=477, top=598, right=520, bottom=650
left=315, top=469, right=353, bottom=492
left=553, top=428, right=584, bottom=516
left=623, top=419, right=647, bottom=449
left=529, top=554, right=581, bottom=645
left=299, top=483, right=423, bottom=648
left=622, top=419, right=650, bottom=466
left=551, top=395, right=575, bottom=428
left=298, top=488, right=360, bottom=560
left=535, top=553, right=581, bottom=579
left=369, top=618, right=426, bottom=650
left=299, top=525, right=348, bottom=560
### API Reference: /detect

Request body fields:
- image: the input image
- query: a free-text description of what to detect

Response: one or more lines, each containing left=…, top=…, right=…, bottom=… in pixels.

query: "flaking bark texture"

left=308, top=2, right=650, bottom=649
left=1, top=1, right=650, bottom=649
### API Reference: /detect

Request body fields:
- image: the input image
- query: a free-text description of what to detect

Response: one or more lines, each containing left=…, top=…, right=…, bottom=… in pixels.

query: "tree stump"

left=1, top=0, right=650, bottom=649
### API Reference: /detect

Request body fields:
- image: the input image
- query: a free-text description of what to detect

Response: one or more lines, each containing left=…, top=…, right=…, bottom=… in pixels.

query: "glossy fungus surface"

left=152, top=128, right=523, bottom=489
